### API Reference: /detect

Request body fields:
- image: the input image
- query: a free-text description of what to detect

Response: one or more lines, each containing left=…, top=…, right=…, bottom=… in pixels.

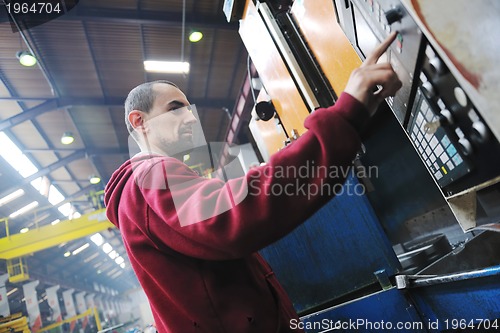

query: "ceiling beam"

left=62, top=6, right=237, bottom=30
left=0, top=97, right=234, bottom=131
left=0, top=99, right=59, bottom=132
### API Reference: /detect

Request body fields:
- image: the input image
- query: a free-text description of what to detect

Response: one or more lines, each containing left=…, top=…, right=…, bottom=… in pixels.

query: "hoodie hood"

left=104, top=159, right=134, bottom=228
left=104, top=153, right=165, bottom=228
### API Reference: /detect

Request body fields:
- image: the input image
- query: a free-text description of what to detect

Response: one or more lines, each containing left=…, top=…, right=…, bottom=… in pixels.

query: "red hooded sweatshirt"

left=104, top=93, right=368, bottom=333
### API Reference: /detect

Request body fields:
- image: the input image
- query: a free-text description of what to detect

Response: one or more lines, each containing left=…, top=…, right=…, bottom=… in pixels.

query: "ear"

left=128, top=110, right=147, bottom=133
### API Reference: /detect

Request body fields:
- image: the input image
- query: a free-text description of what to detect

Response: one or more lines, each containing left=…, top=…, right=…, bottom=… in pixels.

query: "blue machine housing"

left=260, top=175, right=401, bottom=313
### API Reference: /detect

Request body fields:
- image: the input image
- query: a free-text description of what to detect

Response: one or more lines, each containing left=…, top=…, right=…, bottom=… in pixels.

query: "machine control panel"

left=410, top=44, right=500, bottom=194
left=334, top=0, right=423, bottom=123
left=334, top=0, right=500, bottom=195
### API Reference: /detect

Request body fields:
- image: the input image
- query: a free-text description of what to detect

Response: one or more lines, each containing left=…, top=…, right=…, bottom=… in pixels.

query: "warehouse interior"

left=0, top=0, right=499, bottom=332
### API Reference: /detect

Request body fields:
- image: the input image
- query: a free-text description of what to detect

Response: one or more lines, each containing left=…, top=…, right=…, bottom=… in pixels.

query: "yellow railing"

left=38, top=307, right=102, bottom=333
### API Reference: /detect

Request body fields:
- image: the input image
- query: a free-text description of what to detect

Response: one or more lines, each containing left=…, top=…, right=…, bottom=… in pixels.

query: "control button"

left=452, top=154, right=463, bottom=166
left=440, top=153, right=449, bottom=164
left=439, top=109, right=454, bottom=125
left=429, top=57, right=447, bottom=75
left=422, top=81, right=436, bottom=99
left=441, top=135, right=451, bottom=148
left=437, top=99, right=446, bottom=110
left=471, top=121, right=489, bottom=143
left=434, top=170, right=443, bottom=180
left=446, top=144, right=457, bottom=157
left=454, top=87, right=468, bottom=107
left=458, top=137, right=473, bottom=156
left=430, top=153, right=436, bottom=162
left=384, top=6, right=404, bottom=25
left=447, top=160, right=455, bottom=171
left=430, top=137, right=439, bottom=149
left=396, top=33, right=403, bottom=53
left=435, top=144, right=444, bottom=157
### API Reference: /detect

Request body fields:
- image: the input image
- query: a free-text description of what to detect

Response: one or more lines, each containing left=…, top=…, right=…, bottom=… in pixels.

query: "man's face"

left=143, top=83, right=198, bottom=156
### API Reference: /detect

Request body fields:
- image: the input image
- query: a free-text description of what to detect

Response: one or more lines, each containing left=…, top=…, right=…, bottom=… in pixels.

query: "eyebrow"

left=167, top=100, right=188, bottom=109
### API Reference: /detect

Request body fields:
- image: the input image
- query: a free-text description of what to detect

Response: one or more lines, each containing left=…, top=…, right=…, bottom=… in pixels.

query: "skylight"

left=0, top=132, right=38, bottom=177
left=0, top=131, right=76, bottom=219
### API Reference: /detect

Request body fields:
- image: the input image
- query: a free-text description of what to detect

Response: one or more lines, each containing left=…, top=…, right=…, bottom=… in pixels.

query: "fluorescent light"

left=51, top=219, right=61, bottom=225
left=106, top=267, right=119, bottom=276
left=72, top=243, right=90, bottom=255
left=108, top=250, right=118, bottom=260
left=90, top=233, right=104, bottom=246
left=144, top=61, right=190, bottom=74
left=115, top=256, right=124, bottom=265
left=9, top=201, right=39, bottom=218
left=0, top=189, right=25, bottom=207
left=7, top=288, right=18, bottom=296
left=20, top=227, right=29, bottom=233
left=102, top=243, right=112, bottom=254
left=84, top=252, right=99, bottom=263
left=120, top=263, right=125, bottom=269
left=64, top=251, right=71, bottom=257
left=110, top=271, right=123, bottom=279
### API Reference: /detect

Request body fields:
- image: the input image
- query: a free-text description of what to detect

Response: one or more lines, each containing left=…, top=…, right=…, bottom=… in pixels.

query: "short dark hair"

left=124, top=80, right=179, bottom=135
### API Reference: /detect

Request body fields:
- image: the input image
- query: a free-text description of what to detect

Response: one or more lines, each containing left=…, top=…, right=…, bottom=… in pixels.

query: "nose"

left=184, top=110, right=198, bottom=125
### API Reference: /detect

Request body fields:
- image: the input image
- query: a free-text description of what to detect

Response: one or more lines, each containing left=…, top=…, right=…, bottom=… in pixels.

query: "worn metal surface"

left=410, top=269, right=500, bottom=332
left=300, top=287, right=426, bottom=333
left=259, top=175, right=400, bottom=313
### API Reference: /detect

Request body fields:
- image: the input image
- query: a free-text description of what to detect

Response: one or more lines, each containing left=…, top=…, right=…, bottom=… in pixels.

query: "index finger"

left=363, top=31, right=398, bottom=66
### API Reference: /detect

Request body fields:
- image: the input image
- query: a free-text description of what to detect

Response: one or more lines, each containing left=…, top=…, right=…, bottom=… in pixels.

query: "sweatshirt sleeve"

left=139, top=92, right=369, bottom=260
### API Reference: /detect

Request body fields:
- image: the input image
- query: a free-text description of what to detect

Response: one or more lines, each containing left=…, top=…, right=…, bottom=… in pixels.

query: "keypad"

left=408, top=90, right=470, bottom=187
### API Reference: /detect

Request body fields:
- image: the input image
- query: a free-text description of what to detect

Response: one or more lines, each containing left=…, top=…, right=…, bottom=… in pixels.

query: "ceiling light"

left=6, top=288, right=18, bottom=296
left=72, top=243, right=90, bottom=255
left=115, top=256, right=124, bottom=265
left=61, top=132, right=75, bottom=145
left=64, top=251, right=71, bottom=257
left=108, top=250, right=118, bottom=260
left=9, top=201, right=39, bottom=218
left=120, top=263, right=125, bottom=269
left=20, top=227, right=29, bottom=233
left=0, top=189, right=25, bottom=207
left=16, top=51, right=37, bottom=67
left=102, top=242, right=112, bottom=254
left=144, top=61, right=190, bottom=74
left=189, top=31, right=203, bottom=43
left=90, top=233, right=104, bottom=246
left=89, top=175, right=101, bottom=185
left=84, top=252, right=99, bottom=263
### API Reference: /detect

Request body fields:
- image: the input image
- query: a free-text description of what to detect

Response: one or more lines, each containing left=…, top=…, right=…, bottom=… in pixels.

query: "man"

left=104, top=33, right=401, bottom=332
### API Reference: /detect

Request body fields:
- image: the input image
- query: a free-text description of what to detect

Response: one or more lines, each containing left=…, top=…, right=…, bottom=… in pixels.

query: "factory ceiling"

left=0, top=0, right=248, bottom=306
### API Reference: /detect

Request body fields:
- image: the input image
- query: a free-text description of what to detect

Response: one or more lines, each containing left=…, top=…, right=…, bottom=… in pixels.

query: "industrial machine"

left=225, top=0, right=500, bottom=331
